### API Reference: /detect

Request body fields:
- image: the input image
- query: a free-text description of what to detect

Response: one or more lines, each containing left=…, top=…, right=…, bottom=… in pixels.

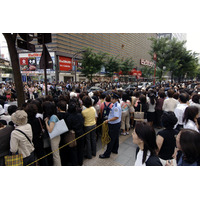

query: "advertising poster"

left=19, top=52, right=55, bottom=71
left=59, top=56, right=72, bottom=71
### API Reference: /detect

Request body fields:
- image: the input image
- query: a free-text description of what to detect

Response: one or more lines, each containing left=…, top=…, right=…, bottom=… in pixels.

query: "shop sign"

left=59, top=56, right=72, bottom=71
left=140, top=59, right=155, bottom=67
left=20, top=57, right=29, bottom=66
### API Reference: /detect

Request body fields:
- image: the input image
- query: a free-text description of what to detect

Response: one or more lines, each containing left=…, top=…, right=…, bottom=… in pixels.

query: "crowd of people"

left=0, top=80, right=200, bottom=166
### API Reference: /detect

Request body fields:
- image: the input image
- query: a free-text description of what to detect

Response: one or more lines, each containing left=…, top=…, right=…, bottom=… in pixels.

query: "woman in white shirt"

left=183, top=106, right=199, bottom=132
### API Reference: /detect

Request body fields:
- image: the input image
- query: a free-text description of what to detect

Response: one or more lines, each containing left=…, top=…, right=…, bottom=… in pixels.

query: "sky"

left=186, top=33, right=200, bottom=54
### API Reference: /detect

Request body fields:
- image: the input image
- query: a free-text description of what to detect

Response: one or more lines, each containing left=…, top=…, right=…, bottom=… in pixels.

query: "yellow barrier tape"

left=26, top=122, right=106, bottom=166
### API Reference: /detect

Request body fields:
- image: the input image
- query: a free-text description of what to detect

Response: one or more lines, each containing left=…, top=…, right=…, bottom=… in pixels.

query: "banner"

left=59, top=56, right=72, bottom=71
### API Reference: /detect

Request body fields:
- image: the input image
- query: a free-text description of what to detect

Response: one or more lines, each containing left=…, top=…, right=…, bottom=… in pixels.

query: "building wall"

left=54, top=33, right=156, bottom=67
left=17, top=33, right=157, bottom=82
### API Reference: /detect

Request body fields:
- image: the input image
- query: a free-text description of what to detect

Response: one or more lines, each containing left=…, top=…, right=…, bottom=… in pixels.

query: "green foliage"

left=140, top=66, right=154, bottom=78
left=104, top=56, right=121, bottom=77
left=149, top=37, right=199, bottom=82
left=80, top=48, right=107, bottom=81
left=120, top=57, right=135, bottom=75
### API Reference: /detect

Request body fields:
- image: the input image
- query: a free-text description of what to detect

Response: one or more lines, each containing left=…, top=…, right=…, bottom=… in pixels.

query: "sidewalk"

left=83, top=129, right=138, bottom=166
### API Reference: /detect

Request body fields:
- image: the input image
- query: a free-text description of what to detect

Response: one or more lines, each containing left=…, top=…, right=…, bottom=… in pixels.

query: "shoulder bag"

left=134, top=104, right=144, bottom=121
left=63, top=130, right=77, bottom=148
left=48, top=119, right=69, bottom=139
left=4, top=129, right=34, bottom=166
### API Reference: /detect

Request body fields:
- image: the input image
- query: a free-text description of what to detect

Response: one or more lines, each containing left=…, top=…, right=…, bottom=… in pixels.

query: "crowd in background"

left=0, top=80, right=200, bottom=166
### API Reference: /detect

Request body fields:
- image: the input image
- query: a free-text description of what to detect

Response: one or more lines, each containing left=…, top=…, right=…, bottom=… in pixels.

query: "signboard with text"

left=59, top=56, right=72, bottom=71
left=19, top=52, right=55, bottom=71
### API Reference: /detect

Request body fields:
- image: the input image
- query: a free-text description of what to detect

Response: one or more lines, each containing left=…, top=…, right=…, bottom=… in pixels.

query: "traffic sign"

left=39, top=45, right=53, bottom=69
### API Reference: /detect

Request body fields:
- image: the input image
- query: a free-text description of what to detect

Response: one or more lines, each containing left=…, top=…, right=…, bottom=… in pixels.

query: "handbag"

left=134, top=104, right=144, bottom=121
left=48, top=119, right=69, bottom=139
left=38, top=118, right=50, bottom=148
left=4, top=154, right=23, bottom=166
left=63, top=130, right=77, bottom=148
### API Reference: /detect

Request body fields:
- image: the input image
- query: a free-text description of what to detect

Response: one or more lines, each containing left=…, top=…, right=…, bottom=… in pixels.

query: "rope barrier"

left=27, top=122, right=107, bottom=166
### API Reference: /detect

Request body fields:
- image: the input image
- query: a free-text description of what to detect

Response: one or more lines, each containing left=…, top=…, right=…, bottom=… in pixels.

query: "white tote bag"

left=48, top=119, right=69, bottom=139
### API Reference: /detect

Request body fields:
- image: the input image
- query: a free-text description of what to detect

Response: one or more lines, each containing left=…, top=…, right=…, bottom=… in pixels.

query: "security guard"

left=99, top=92, right=122, bottom=159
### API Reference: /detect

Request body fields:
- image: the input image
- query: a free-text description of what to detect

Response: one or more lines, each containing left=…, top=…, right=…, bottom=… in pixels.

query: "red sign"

left=137, top=71, right=142, bottom=76
left=20, top=57, right=29, bottom=65
left=129, top=69, right=142, bottom=76
left=59, top=56, right=72, bottom=71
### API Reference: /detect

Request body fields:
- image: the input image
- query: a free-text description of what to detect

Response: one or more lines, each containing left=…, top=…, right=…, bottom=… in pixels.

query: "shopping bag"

left=48, top=119, right=69, bottom=139
left=4, top=154, right=23, bottom=166
left=134, top=104, right=144, bottom=121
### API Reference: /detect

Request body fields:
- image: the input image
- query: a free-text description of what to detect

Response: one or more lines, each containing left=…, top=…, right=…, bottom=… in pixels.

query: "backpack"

left=102, top=102, right=111, bottom=120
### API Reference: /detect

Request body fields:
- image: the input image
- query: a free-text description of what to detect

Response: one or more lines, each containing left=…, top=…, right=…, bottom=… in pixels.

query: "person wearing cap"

left=99, top=92, right=122, bottom=159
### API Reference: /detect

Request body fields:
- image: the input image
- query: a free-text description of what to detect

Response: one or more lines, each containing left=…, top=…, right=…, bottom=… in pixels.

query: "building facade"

left=157, top=33, right=187, bottom=42
left=17, top=33, right=157, bottom=82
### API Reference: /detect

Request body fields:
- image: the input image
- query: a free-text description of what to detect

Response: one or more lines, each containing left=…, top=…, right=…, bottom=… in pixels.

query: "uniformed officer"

left=99, top=92, right=122, bottom=159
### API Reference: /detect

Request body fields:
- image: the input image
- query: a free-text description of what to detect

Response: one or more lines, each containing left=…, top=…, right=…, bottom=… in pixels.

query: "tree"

left=104, top=56, right=121, bottom=77
left=80, top=48, right=106, bottom=81
left=140, top=66, right=154, bottom=80
left=149, top=37, right=199, bottom=82
left=3, top=33, right=25, bottom=107
left=120, top=57, right=135, bottom=75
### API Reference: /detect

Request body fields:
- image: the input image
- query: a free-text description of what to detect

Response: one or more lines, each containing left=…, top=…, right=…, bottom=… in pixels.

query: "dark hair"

left=92, top=95, right=99, bottom=105
left=173, top=92, right=179, bottom=100
left=135, top=122, right=158, bottom=164
left=7, top=105, right=17, bottom=116
left=192, top=94, right=199, bottom=104
left=75, top=88, right=80, bottom=93
left=179, top=129, right=200, bottom=164
left=179, top=93, right=189, bottom=103
left=158, top=90, right=166, bottom=98
left=31, top=100, right=43, bottom=114
left=167, top=89, right=174, bottom=98
left=68, top=102, right=77, bottom=113
left=83, top=96, right=92, bottom=108
left=161, top=111, right=178, bottom=129
left=183, top=106, right=199, bottom=124
left=0, top=99, right=5, bottom=107
left=133, top=91, right=140, bottom=98
left=105, top=95, right=111, bottom=102
left=43, top=101, right=57, bottom=118
left=100, top=93, right=106, bottom=99
left=25, top=103, right=38, bottom=119
left=122, top=93, right=129, bottom=102
left=139, top=94, right=146, bottom=104
left=148, top=93, right=156, bottom=105
left=57, top=100, right=66, bottom=112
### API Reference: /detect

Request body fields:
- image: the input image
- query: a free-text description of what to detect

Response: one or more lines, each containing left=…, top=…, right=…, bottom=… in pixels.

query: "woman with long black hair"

left=43, top=101, right=61, bottom=166
left=132, top=122, right=162, bottom=166
left=183, top=106, right=199, bottom=132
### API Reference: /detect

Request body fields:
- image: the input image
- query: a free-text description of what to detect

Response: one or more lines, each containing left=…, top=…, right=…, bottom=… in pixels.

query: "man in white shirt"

left=174, top=93, right=189, bottom=131
left=162, top=89, right=178, bottom=112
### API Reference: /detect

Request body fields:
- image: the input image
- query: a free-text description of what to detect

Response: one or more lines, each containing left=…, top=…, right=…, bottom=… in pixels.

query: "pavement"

left=83, top=127, right=161, bottom=166
left=83, top=129, right=138, bottom=166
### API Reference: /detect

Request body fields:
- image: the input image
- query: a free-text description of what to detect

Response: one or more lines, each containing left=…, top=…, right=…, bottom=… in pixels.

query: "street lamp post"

left=72, top=50, right=86, bottom=82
